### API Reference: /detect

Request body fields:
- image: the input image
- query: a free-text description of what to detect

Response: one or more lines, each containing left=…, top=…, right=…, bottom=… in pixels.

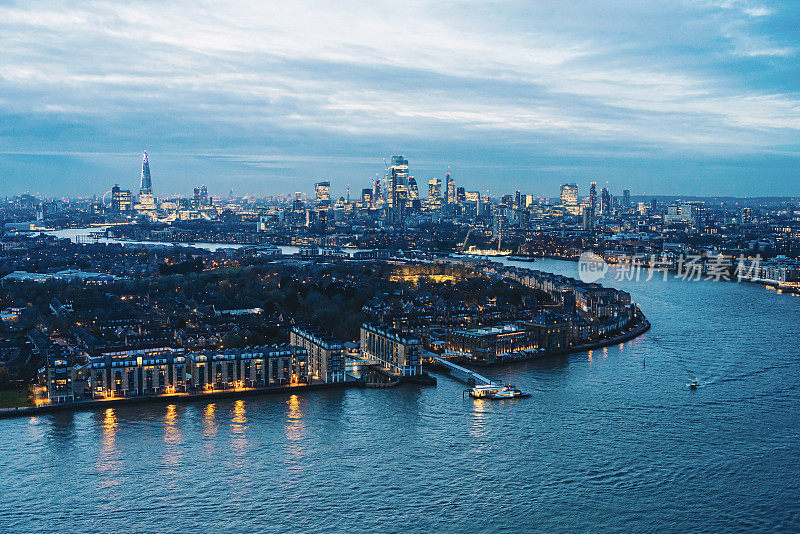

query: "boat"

left=507, top=255, right=536, bottom=262
left=688, top=378, right=700, bottom=389
left=467, top=383, right=530, bottom=399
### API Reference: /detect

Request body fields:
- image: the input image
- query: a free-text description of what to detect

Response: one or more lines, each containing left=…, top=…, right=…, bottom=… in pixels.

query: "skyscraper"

left=601, top=187, right=611, bottom=215
left=361, top=188, right=372, bottom=206
left=623, top=189, right=631, bottom=208
left=589, top=182, right=597, bottom=213
left=315, top=181, right=331, bottom=207
left=111, top=184, right=133, bottom=212
left=373, top=179, right=382, bottom=208
left=140, top=151, right=152, bottom=196
left=428, top=178, right=442, bottom=210
left=193, top=184, right=209, bottom=207
left=407, top=176, right=421, bottom=210
left=560, top=183, right=579, bottom=215
left=446, top=172, right=455, bottom=204
left=388, top=155, right=409, bottom=225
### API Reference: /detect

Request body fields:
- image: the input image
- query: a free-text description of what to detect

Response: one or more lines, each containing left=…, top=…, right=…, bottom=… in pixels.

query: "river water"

left=1, top=254, right=799, bottom=532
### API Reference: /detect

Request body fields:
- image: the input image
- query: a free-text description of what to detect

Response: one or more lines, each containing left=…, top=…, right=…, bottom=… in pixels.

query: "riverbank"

left=430, top=315, right=651, bottom=372
left=0, top=380, right=358, bottom=420
left=0, top=371, right=439, bottom=419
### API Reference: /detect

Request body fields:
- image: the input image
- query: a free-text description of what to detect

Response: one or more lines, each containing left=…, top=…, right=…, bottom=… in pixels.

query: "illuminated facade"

left=360, top=323, right=422, bottom=376
left=90, top=346, right=184, bottom=398
left=43, top=345, right=75, bottom=403
left=428, top=178, right=442, bottom=210
left=560, top=183, right=580, bottom=215
left=315, top=181, right=331, bottom=207
left=88, top=345, right=309, bottom=397
left=290, top=326, right=345, bottom=383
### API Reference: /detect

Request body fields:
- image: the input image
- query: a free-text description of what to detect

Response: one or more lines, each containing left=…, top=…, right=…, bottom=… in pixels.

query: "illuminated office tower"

left=560, top=183, right=579, bottom=215
left=315, top=181, right=331, bottom=207
left=600, top=187, right=612, bottom=215
left=428, top=178, right=442, bottom=210
left=590, top=182, right=597, bottom=213
left=111, top=185, right=133, bottom=212
left=446, top=173, right=455, bottom=204
left=407, top=176, right=421, bottom=210
left=388, top=155, right=409, bottom=225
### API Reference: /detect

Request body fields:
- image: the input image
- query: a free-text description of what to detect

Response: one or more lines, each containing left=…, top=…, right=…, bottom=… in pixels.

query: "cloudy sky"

left=1, top=0, right=798, bottom=198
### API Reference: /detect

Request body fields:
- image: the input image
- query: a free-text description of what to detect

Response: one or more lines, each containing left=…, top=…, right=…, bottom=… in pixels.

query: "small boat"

left=467, top=383, right=530, bottom=399
left=688, top=378, right=700, bottom=389
left=507, top=255, right=536, bottom=262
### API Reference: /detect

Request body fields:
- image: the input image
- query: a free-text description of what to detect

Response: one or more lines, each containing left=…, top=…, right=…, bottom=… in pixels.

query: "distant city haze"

left=1, top=1, right=799, bottom=197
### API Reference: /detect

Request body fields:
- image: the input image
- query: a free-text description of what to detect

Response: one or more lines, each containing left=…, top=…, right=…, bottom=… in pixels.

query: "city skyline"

left=2, top=1, right=799, bottom=197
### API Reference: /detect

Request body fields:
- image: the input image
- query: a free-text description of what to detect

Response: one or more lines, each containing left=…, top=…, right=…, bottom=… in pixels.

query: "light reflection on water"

left=202, top=403, right=218, bottom=457
left=283, top=394, right=306, bottom=465
left=162, top=404, right=182, bottom=475
left=97, top=408, right=121, bottom=491
left=230, top=400, right=248, bottom=455
left=469, top=397, right=489, bottom=442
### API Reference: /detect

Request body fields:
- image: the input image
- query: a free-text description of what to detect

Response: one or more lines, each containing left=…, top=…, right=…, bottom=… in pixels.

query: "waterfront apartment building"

left=42, top=345, right=76, bottom=403
left=89, top=346, right=186, bottom=398
left=446, top=315, right=570, bottom=364
left=89, top=345, right=309, bottom=398
left=360, top=323, right=422, bottom=376
left=189, top=345, right=307, bottom=390
left=447, top=323, right=538, bottom=363
left=290, top=326, right=346, bottom=383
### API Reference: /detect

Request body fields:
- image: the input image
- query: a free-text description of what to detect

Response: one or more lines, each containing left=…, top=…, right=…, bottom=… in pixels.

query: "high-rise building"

left=560, top=184, right=579, bottom=215
left=140, top=151, right=152, bottom=196
left=589, top=182, right=597, bottom=213
left=193, top=184, right=209, bottom=207
left=456, top=187, right=466, bottom=204
left=601, top=187, right=611, bottom=215
left=111, top=185, right=133, bottom=212
left=446, top=173, right=455, bottom=204
left=407, top=177, right=421, bottom=210
left=582, top=208, right=594, bottom=230
left=373, top=179, right=382, bottom=208
left=515, top=191, right=522, bottom=209
left=493, top=212, right=508, bottom=239
left=428, top=178, right=442, bottom=210
left=623, top=189, right=631, bottom=208
left=387, top=156, right=408, bottom=207
left=361, top=188, right=372, bottom=206
left=315, top=181, right=331, bottom=207
left=388, top=156, right=409, bottom=225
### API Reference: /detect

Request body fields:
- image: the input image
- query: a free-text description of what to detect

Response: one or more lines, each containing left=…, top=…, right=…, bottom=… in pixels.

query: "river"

left=1, top=254, right=799, bottom=531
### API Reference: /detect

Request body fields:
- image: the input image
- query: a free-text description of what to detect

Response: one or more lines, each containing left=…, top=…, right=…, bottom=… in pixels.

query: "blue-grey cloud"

left=1, top=0, right=798, bottom=197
